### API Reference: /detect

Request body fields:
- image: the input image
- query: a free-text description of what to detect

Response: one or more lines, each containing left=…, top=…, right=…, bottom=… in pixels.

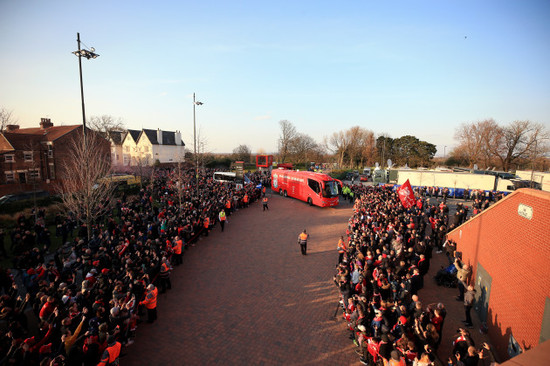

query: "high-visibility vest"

left=173, top=239, right=183, bottom=255
left=226, top=201, right=231, bottom=209
left=204, top=217, right=210, bottom=228
left=263, top=197, right=268, bottom=204
left=98, top=341, right=121, bottom=365
left=299, top=233, right=308, bottom=242
left=243, top=195, right=249, bottom=203
left=141, top=287, right=158, bottom=309
left=384, top=358, right=405, bottom=366
left=160, top=262, right=170, bottom=275
left=337, top=239, right=346, bottom=253
left=219, top=211, right=226, bottom=221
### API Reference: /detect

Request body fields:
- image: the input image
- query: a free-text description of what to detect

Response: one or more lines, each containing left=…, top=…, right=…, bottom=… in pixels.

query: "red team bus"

left=271, top=169, right=339, bottom=207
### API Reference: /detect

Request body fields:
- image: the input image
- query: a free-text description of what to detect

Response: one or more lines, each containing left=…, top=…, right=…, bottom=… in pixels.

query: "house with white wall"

left=120, top=128, right=185, bottom=167
left=121, top=129, right=141, bottom=166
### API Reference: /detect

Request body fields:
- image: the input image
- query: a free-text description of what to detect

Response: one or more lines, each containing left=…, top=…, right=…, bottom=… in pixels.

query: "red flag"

left=398, top=179, right=416, bottom=209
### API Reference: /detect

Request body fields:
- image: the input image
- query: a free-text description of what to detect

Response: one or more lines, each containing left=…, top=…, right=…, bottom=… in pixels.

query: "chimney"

left=40, top=118, right=53, bottom=129
left=5, top=124, right=20, bottom=132
left=175, top=130, right=181, bottom=146
left=157, top=128, right=163, bottom=145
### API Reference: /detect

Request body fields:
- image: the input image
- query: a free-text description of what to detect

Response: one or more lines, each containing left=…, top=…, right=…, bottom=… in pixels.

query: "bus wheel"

left=307, top=197, right=313, bottom=206
left=283, top=190, right=288, bottom=197
left=279, top=189, right=284, bottom=196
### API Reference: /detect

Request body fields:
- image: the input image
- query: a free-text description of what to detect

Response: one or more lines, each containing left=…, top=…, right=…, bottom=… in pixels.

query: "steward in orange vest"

left=97, top=337, right=121, bottom=366
left=337, top=236, right=347, bottom=264
left=139, top=284, right=158, bottom=323
left=298, top=230, right=309, bottom=256
left=383, top=351, right=406, bottom=366
left=172, top=236, right=184, bottom=266
left=262, top=197, right=269, bottom=211
left=243, top=194, right=249, bottom=207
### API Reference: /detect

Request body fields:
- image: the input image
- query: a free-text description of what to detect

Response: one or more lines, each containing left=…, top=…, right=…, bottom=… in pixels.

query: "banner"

left=398, top=179, right=416, bottom=209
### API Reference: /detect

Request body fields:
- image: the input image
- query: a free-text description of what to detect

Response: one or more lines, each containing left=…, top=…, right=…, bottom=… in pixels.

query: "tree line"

left=451, top=119, right=549, bottom=171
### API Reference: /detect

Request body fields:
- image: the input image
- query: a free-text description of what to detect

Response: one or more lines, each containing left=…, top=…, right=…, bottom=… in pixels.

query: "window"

left=5, top=172, right=14, bottom=182
left=124, top=146, right=130, bottom=152
left=28, top=169, right=40, bottom=180
left=4, top=154, right=15, bottom=163
left=24, top=151, right=33, bottom=162
left=144, top=146, right=149, bottom=152
left=47, top=145, right=53, bottom=158
left=308, top=179, right=320, bottom=194
left=49, top=163, right=55, bottom=180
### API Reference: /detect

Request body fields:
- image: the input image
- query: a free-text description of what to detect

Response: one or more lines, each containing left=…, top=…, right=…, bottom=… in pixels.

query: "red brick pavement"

left=122, top=193, right=358, bottom=365
left=122, top=193, right=491, bottom=365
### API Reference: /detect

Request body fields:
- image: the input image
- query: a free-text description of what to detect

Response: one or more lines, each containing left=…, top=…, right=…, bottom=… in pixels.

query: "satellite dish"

left=473, top=164, right=478, bottom=170
left=387, top=159, right=393, bottom=168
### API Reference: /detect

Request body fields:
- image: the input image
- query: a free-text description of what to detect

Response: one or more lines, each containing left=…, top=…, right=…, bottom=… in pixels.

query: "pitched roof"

left=6, top=125, right=81, bottom=141
left=0, top=134, right=15, bottom=153
left=108, top=130, right=126, bottom=145
left=140, top=129, right=184, bottom=146
left=141, top=129, right=159, bottom=144
left=1, top=132, right=45, bottom=151
left=127, top=129, right=141, bottom=143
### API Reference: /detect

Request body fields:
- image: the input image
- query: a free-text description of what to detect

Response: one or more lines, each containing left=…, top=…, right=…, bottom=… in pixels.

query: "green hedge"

left=0, top=196, right=62, bottom=215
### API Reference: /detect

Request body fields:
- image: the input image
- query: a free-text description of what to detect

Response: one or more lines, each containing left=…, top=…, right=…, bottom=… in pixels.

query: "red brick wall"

left=447, top=189, right=550, bottom=360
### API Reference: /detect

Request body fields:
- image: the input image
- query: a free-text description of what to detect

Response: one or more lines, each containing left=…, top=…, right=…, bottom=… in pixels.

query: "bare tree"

left=454, top=119, right=498, bottom=168
left=325, top=131, right=349, bottom=168
left=232, top=144, right=252, bottom=163
left=278, top=120, right=297, bottom=163
left=57, top=131, right=114, bottom=241
left=0, top=107, right=17, bottom=132
left=288, top=133, right=319, bottom=164
left=88, top=115, right=125, bottom=138
left=485, top=120, right=548, bottom=171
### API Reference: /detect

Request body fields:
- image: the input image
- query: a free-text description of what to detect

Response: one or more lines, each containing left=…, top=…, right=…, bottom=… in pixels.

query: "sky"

left=1, top=1, right=549, bottom=156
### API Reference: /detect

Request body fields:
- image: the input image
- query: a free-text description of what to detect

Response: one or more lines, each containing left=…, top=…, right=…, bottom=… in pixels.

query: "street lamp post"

left=193, top=93, right=203, bottom=197
left=72, top=33, right=98, bottom=242
left=72, top=32, right=99, bottom=138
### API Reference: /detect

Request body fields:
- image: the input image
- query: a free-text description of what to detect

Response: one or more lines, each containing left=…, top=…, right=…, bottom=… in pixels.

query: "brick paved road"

left=123, top=193, right=358, bottom=365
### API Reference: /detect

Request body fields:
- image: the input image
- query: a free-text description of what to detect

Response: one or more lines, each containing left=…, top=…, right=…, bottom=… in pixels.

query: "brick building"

left=0, top=118, right=101, bottom=196
left=446, top=188, right=550, bottom=362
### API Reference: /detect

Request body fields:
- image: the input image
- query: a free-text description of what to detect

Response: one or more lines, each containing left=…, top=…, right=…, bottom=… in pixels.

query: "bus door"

left=307, top=178, right=321, bottom=202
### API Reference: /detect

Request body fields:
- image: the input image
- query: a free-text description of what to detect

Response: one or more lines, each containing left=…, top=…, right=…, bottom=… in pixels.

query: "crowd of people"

left=0, top=168, right=268, bottom=366
left=334, top=183, right=499, bottom=366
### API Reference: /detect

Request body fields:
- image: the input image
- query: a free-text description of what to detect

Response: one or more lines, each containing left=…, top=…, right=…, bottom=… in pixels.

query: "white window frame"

left=47, top=144, right=54, bottom=158
left=4, top=154, right=15, bottom=163
left=23, top=151, right=33, bottom=162
left=28, top=169, right=40, bottom=180
left=5, top=171, right=15, bottom=182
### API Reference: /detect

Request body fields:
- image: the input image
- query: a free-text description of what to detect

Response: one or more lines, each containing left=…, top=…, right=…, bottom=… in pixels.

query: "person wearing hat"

left=97, top=336, right=121, bottom=366
left=139, top=284, right=158, bottom=323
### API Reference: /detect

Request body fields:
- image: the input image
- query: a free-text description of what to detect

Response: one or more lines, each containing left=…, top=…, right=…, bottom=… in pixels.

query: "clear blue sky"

left=1, top=0, right=549, bottom=156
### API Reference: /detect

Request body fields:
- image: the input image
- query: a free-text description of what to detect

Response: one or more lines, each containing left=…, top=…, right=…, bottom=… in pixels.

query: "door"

left=474, top=262, right=492, bottom=324
left=19, top=172, right=26, bottom=184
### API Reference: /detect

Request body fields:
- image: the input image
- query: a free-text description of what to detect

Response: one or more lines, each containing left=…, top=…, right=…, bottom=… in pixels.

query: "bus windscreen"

left=323, top=181, right=339, bottom=198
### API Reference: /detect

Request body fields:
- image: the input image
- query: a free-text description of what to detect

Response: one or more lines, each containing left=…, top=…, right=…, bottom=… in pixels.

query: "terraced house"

left=0, top=118, right=108, bottom=196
